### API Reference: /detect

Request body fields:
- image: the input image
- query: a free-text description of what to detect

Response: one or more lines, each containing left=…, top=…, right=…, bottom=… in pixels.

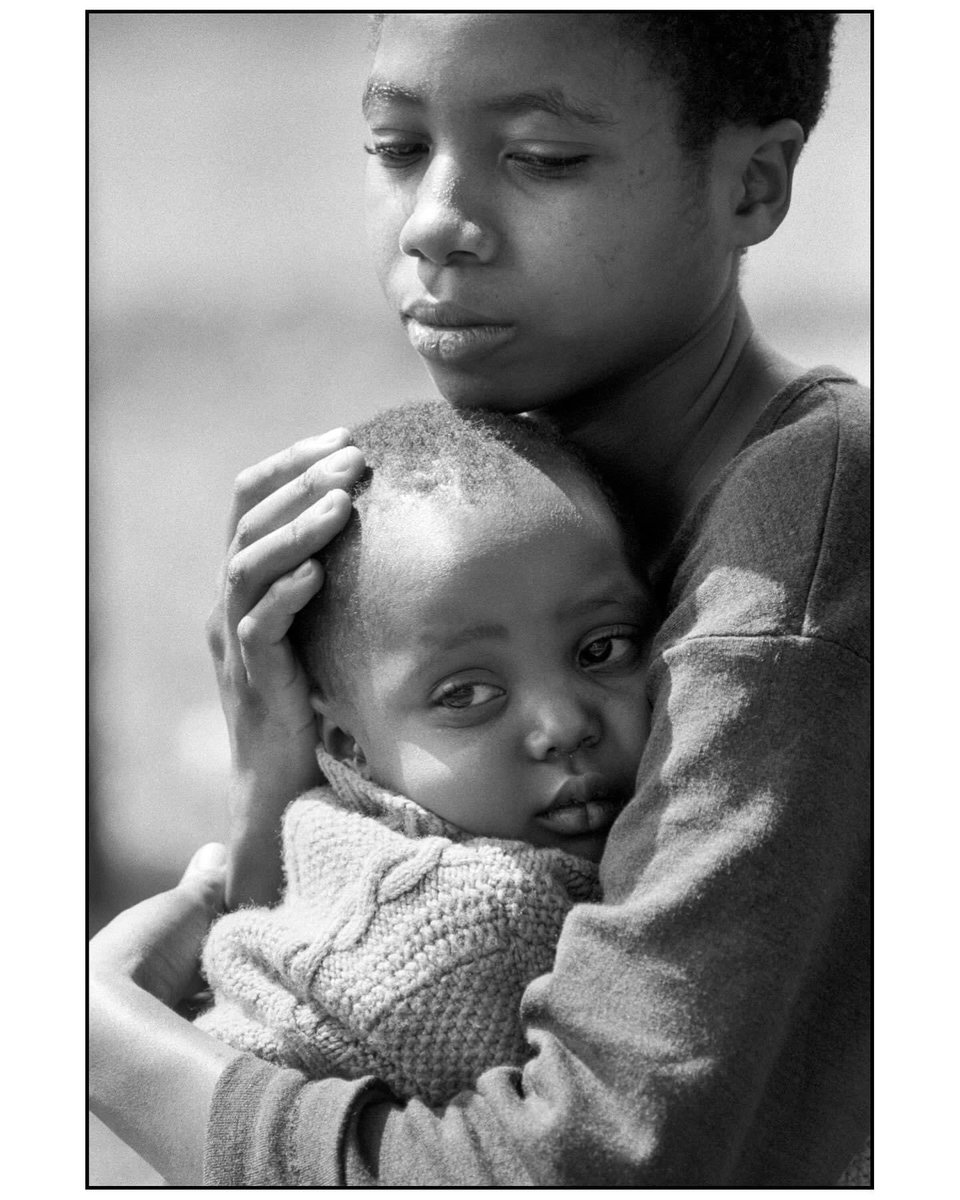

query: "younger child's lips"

left=537, top=775, right=623, bottom=838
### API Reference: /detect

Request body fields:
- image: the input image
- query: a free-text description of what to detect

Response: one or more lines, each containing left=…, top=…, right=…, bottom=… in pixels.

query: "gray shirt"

left=205, top=367, right=871, bottom=1186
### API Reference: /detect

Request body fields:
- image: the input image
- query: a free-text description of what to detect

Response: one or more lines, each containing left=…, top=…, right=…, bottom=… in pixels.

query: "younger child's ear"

left=309, top=692, right=367, bottom=770
left=728, top=118, right=805, bottom=249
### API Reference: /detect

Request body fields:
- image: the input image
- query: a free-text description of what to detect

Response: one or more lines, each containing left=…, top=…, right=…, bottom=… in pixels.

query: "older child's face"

left=334, top=477, right=652, bottom=863
left=364, top=13, right=733, bottom=412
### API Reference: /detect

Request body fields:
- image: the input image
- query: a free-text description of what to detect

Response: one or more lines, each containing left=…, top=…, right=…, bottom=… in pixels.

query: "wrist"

left=226, top=813, right=285, bottom=908
left=227, top=786, right=288, bottom=849
left=229, top=762, right=317, bottom=818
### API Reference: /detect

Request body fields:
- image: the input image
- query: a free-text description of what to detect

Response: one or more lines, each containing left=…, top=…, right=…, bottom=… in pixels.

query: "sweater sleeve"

left=203, top=375, right=871, bottom=1187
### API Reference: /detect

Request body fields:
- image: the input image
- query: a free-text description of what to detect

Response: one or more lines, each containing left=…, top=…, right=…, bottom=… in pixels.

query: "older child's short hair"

left=370, top=13, right=837, bottom=159
left=291, top=402, right=630, bottom=699
left=616, top=12, right=838, bottom=156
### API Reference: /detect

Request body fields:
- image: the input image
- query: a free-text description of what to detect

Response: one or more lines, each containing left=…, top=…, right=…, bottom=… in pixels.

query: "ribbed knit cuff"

left=204, top=1054, right=394, bottom=1186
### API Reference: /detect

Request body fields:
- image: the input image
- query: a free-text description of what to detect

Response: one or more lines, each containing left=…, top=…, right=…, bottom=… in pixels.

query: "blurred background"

left=88, top=11, right=870, bottom=1182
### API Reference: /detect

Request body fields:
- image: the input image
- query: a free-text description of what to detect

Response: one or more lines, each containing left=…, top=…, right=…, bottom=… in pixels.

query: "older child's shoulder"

left=727, top=365, right=869, bottom=552
left=659, top=367, right=870, bottom=658
left=752, top=366, right=870, bottom=462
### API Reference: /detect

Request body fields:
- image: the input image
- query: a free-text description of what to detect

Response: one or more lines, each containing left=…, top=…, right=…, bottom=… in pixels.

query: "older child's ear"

left=309, top=692, right=367, bottom=770
left=728, top=118, right=805, bottom=249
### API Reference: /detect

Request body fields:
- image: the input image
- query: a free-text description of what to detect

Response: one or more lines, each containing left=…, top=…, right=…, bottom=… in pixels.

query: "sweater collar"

left=314, top=749, right=601, bottom=886
left=315, top=747, right=471, bottom=843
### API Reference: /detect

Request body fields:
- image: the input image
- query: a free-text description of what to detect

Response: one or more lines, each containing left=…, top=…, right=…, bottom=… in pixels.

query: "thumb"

left=187, top=842, right=228, bottom=874
left=180, top=842, right=228, bottom=910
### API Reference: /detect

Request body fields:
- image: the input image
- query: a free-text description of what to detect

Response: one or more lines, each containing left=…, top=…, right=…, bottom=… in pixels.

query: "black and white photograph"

left=87, top=8, right=872, bottom=1187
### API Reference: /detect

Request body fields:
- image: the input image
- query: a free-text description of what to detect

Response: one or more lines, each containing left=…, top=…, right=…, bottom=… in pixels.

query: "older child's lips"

left=402, top=302, right=516, bottom=365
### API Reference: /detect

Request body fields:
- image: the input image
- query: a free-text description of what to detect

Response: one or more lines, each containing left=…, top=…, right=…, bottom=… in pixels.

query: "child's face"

left=332, top=474, right=652, bottom=863
left=365, top=13, right=733, bottom=412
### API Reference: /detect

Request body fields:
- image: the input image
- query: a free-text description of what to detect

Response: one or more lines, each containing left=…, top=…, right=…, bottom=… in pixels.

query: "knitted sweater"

left=197, top=751, right=600, bottom=1106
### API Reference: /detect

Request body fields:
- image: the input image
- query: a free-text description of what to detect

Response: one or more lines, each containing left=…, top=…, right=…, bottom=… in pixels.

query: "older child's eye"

left=364, top=141, right=427, bottom=168
left=431, top=680, right=505, bottom=710
left=508, top=153, right=590, bottom=179
left=578, top=629, right=642, bottom=672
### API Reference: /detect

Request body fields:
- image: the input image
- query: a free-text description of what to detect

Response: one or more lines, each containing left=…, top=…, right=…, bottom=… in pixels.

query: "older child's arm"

left=198, top=379, right=871, bottom=1186
left=205, top=430, right=364, bottom=907
left=201, top=636, right=870, bottom=1187
left=90, top=640, right=868, bottom=1187
left=88, top=846, right=241, bottom=1184
left=89, top=624, right=869, bottom=1188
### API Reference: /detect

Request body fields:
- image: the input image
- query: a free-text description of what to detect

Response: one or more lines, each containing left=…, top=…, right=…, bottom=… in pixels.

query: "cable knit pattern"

left=197, top=751, right=600, bottom=1105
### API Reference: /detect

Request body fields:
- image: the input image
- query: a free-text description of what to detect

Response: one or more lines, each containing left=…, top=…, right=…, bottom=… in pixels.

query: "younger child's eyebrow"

left=362, top=78, right=617, bottom=129
left=418, top=622, right=508, bottom=653
left=557, top=595, right=637, bottom=621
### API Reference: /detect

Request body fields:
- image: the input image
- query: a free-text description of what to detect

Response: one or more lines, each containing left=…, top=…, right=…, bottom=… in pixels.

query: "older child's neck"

left=537, top=291, right=799, bottom=564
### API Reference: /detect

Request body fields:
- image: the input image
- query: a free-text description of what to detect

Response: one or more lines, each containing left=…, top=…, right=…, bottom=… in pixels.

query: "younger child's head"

left=292, top=402, right=656, bottom=862
left=364, top=12, right=837, bottom=412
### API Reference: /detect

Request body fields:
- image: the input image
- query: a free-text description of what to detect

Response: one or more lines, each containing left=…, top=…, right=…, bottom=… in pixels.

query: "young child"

left=194, top=401, right=656, bottom=1105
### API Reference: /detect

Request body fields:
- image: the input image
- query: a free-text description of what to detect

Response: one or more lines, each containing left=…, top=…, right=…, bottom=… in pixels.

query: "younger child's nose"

left=523, top=696, right=601, bottom=762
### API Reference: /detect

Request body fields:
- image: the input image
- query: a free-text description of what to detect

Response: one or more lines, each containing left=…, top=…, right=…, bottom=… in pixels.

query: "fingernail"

left=325, top=447, right=358, bottom=475
left=190, top=842, right=227, bottom=872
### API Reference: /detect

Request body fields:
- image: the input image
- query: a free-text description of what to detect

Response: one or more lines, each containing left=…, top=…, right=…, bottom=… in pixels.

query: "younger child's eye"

left=577, top=629, right=643, bottom=672
left=431, top=681, right=505, bottom=711
left=364, top=140, right=428, bottom=168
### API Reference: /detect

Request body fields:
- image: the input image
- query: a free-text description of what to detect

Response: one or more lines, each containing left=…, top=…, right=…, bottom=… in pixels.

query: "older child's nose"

left=523, top=694, right=601, bottom=762
left=398, top=157, right=497, bottom=265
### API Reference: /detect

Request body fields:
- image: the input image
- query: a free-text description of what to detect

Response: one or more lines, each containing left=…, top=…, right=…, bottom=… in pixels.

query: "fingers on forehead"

left=227, top=429, right=354, bottom=533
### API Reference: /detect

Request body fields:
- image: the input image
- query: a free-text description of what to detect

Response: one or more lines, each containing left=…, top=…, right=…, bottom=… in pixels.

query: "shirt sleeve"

left=204, top=631, right=870, bottom=1186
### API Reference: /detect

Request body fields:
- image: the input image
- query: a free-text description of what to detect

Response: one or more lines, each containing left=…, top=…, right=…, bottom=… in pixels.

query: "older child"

left=194, top=402, right=654, bottom=1105
left=90, top=13, right=869, bottom=1186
